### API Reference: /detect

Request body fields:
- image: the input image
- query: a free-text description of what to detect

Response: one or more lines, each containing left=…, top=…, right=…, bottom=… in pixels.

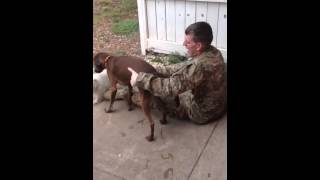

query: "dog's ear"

left=93, top=52, right=103, bottom=65
left=93, top=53, right=99, bottom=64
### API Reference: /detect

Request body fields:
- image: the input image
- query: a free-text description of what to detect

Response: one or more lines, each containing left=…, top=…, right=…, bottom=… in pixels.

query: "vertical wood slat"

left=196, top=1, right=207, bottom=22
left=185, top=1, right=196, bottom=29
left=156, top=0, right=166, bottom=40
left=217, top=3, right=227, bottom=49
left=175, top=0, right=186, bottom=43
left=207, top=2, right=219, bottom=46
left=137, top=0, right=148, bottom=55
left=146, top=0, right=157, bottom=40
left=166, top=0, right=176, bottom=41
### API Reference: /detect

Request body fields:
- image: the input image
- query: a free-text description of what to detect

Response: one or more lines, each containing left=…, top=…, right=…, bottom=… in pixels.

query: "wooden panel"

left=156, top=0, right=166, bottom=40
left=137, top=0, right=148, bottom=55
left=207, top=2, right=219, bottom=46
left=185, top=1, right=196, bottom=28
left=166, top=0, right=176, bottom=41
left=146, top=0, right=157, bottom=40
left=175, top=0, right=186, bottom=44
left=217, top=3, right=227, bottom=49
left=196, top=1, right=207, bottom=22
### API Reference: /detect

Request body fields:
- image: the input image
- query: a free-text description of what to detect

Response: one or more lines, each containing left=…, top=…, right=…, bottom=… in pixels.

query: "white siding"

left=146, top=0, right=157, bottom=40
left=207, top=2, right=219, bottom=46
left=195, top=1, right=207, bottom=22
left=138, top=0, right=227, bottom=61
left=156, top=0, right=166, bottom=40
left=217, top=3, right=227, bottom=49
left=166, top=0, right=176, bottom=41
left=175, top=0, right=186, bottom=44
left=185, top=1, right=196, bottom=28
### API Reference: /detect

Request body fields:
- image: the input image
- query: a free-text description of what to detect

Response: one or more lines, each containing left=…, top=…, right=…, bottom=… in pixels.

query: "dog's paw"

left=104, top=108, right=113, bottom=113
left=145, top=135, right=154, bottom=142
left=93, top=96, right=104, bottom=105
left=93, top=97, right=98, bottom=105
left=159, top=119, right=168, bottom=125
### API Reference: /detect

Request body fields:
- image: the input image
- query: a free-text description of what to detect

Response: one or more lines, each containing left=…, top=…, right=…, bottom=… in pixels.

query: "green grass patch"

left=111, top=19, right=139, bottom=36
left=114, top=50, right=127, bottom=56
left=98, top=0, right=137, bottom=23
left=167, top=52, right=186, bottom=64
left=121, top=0, right=137, bottom=12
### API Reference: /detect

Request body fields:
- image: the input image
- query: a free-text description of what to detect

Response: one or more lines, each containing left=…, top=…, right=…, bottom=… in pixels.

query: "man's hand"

left=128, top=67, right=138, bottom=86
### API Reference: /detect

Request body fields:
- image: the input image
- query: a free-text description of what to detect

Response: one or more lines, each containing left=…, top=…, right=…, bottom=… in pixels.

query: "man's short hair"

left=185, top=21, right=213, bottom=47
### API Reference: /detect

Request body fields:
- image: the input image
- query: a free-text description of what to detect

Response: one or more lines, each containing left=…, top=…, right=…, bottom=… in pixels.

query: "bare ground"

left=93, top=0, right=144, bottom=58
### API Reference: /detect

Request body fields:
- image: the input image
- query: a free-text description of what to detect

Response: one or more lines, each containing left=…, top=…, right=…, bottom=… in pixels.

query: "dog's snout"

left=94, top=67, right=103, bottom=73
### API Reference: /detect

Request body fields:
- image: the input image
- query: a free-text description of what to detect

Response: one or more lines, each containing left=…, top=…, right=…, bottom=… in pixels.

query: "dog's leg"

left=153, top=97, right=168, bottom=124
left=93, top=96, right=101, bottom=105
left=162, top=112, right=167, bottom=125
left=127, top=85, right=134, bottom=111
left=95, top=90, right=104, bottom=105
left=105, top=81, right=117, bottom=113
left=140, top=91, right=155, bottom=142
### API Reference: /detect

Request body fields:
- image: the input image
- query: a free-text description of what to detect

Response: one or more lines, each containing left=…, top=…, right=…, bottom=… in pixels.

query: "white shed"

left=137, top=0, right=227, bottom=61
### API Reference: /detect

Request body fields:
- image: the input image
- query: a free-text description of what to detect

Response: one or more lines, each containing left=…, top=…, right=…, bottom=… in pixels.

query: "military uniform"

left=135, top=46, right=227, bottom=124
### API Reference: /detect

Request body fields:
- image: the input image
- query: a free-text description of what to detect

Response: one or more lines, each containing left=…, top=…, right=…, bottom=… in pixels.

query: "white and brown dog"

left=93, top=68, right=127, bottom=104
left=93, top=69, right=110, bottom=104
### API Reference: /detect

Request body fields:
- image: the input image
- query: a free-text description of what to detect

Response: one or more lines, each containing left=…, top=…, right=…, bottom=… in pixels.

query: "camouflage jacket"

left=136, top=46, right=227, bottom=118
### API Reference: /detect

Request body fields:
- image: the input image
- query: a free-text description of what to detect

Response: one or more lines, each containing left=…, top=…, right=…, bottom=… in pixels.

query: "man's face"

left=183, top=34, right=201, bottom=57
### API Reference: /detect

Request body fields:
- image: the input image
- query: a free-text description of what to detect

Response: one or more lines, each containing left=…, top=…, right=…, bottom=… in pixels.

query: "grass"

left=121, top=0, right=137, bottom=13
left=111, top=19, right=139, bottom=36
left=167, top=52, right=187, bottom=64
left=99, top=0, right=112, bottom=6
left=148, top=51, right=187, bottom=65
left=93, top=15, right=101, bottom=25
left=150, top=57, right=162, bottom=63
left=114, top=50, right=127, bottom=56
left=94, top=0, right=138, bottom=24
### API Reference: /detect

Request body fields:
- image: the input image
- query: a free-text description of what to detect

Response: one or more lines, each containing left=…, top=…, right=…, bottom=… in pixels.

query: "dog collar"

left=104, top=56, right=111, bottom=66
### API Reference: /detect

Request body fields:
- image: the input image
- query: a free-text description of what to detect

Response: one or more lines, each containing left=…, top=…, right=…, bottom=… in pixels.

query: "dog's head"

left=93, top=52, right=112, bottom=73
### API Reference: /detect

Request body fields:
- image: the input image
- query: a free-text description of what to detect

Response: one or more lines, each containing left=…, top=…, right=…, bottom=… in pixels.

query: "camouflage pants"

left=174, top=90, right=226, bottom=124
left=130, top=89, right=225, bottom=124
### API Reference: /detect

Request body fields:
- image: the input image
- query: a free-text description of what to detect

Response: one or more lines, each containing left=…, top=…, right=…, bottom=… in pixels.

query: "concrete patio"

left=93, top=100, right=227, bottom=180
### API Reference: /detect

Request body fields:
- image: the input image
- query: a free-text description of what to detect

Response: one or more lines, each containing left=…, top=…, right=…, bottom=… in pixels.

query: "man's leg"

left=131, top=90, right=181, bottom=118
left=178, top=90, right=212, bottom=124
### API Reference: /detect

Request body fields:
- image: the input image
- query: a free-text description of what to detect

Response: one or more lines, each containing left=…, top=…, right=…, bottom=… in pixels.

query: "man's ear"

left=196, top=42, right=203, bottom=52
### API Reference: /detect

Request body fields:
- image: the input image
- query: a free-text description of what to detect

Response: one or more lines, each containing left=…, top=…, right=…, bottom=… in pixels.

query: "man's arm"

left=131, top=62, right=206, bottom=97
left=153, top=61, right=189, bottom=76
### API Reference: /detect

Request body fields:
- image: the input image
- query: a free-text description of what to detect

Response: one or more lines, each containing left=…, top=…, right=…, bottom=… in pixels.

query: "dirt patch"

left=93, top=0, right=143, bottom=58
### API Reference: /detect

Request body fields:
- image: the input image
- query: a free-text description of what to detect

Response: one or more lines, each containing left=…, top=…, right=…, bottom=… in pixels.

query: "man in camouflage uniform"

left=128, top=21, right=227, bottom=124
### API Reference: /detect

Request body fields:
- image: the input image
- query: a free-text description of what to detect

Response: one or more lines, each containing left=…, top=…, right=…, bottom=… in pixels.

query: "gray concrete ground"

left=93, top=100, right=227, bottom=180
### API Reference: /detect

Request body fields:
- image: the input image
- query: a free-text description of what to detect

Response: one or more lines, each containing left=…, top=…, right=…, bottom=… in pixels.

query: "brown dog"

left=93, top=52, right=167, bottom=141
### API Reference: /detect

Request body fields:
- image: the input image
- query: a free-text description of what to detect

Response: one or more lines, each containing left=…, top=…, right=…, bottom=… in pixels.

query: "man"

left=128, top=21, right=227, bottom=124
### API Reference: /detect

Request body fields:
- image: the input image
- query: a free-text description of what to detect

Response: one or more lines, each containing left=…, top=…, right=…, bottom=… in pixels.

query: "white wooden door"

left=137, top=0, right=227, bottom=61
left=217, top=3, right=227, bottom=59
